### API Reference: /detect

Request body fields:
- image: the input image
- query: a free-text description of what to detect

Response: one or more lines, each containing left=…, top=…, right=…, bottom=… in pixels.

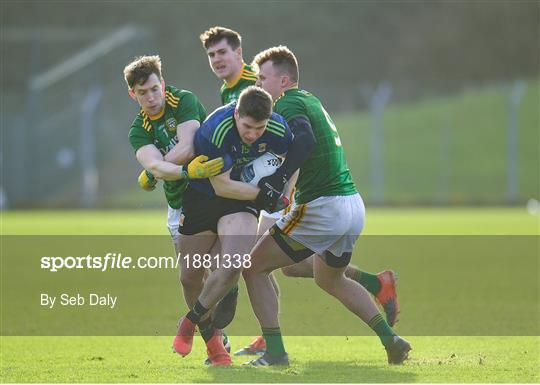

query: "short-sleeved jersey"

left=273, top=88, right=357, bottom=204
left=128, top=85, right=207, bottom=209
left=220, top=63, right=257, bottom=105
left=190, top=103, right=293, bottom=197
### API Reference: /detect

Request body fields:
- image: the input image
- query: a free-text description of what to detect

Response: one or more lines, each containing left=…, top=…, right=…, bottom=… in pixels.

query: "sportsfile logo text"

left=40, top=253, right=252, bottom=272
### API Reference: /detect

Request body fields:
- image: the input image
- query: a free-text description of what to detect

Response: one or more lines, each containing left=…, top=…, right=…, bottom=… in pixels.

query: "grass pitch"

left=2, top=336, right=538, bottom=383
left=1, top=208, right=539, bottom=383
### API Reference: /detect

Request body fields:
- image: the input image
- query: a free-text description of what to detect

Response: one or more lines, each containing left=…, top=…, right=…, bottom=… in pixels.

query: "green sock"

left=368, top=313, right=395, bottom=347
left=351, top=269, right=381, bottom=296
left=262, top=327, right=285, bottom=356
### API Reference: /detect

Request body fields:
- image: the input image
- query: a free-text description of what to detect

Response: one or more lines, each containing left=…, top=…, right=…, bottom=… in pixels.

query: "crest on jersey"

left=258, top=143, right=267, bottom=152
left=166, top=118, right=177, bottom=131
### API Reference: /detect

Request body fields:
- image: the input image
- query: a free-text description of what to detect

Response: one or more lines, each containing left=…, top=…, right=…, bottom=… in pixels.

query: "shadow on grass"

left=196, top=359, right=416, bottom=383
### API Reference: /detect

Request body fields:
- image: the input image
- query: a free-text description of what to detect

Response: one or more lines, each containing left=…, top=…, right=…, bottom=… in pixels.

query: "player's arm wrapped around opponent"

left=207, top=156, right=291, bottom=213
left=210, top=167, right=260, bottom=200
left=135, top=144, right=224, bottom=187
left=255, top=116, right=316, bottom=210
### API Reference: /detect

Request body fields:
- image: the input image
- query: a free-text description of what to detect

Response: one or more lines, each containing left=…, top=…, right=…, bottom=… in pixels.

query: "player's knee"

left=242, top=264, right=268, bottom=282
left=281, top=265, right=303, bottom=277
left=243, top=255, right=267, bottom=275
left=180, top=271, right=203, bottom=291
left=314, top=274, right=338, bottom=295
left=219, top=266, right=242, bottom=283
left=281, top=263, right=313, bottom=278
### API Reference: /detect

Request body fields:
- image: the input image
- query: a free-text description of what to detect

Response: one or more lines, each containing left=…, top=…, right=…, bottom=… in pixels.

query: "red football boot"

left=172, top=316, right=196, bottom=357
left=205, top=331, right=232, bottom=366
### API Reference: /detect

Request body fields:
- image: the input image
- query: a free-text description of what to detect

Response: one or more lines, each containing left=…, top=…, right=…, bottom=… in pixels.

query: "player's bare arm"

left=163, top=119, right=200, bottom=165
left=209, top=168, right=259, bottom=200
left=283, top=169, right=299, bottom=198
left=136, top=144, right=185, bottom=180
left=136, top=144, right=223, bottom=181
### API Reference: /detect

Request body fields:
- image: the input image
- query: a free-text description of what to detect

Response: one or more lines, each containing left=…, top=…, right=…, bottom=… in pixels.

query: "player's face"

left=130, top=73, right=165, bottom=116
left=256, top=61, right=283, bottom=101
left=234, top=110, right=268, bottom=145
left=206, top=39, right=243, bottom=82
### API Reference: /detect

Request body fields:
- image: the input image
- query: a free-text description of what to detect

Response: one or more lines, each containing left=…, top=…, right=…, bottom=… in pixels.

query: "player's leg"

left=172, top=188, right=232, bottom=364
left=344, top=265, right=400, bottom=326
left=313, top=253, right=379, bottom=323
left=169, top=206, right=212, bottom=352
left=243, top=231, right=299, bottom=327
left=257, top=213, right=281, bottom=297
left=209, top=232, right=241, bottom=329
left=234, top=212, right=281, bottom=356
left=279, top=251, right=400, bottom=326
left=279, top=256, right=388, bottom=285
left=169, top=207, right=207, bottom=356
left=172, top=231, right=217, bottom=357
left=268, top=204, right=399, bottom=324
left=169, top=206, right=206, bottom=307
left=197, top=212, right=258, bottom=309
left=312, top=193, right=409, bottom=364
left=281, top=256, right=314, bottom=277
left=313, top=253, right=410, bottom=364
left=176, top=232, right=216, bottom=307
left=242, top=227, right=313, bottom=366
left=177, top=211, right=258, bottom=364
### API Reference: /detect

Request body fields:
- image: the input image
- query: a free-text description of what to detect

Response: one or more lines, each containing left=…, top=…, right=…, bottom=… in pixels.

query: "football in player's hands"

left=240, top=152, right=282, bottom=185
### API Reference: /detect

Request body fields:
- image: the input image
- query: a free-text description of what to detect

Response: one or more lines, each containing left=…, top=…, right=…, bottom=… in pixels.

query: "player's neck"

left=284, top=83, right=299, bottom=92
left=224, top=62, right=245, bottom=87
left=146, top=101, right=166, bottom=120
left=277, top=84, right=299, bottom=100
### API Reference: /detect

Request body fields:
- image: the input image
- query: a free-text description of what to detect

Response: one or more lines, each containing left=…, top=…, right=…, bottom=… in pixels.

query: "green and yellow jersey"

left=273, top=88, right=357, bottom=204
left=129, top=85, right=207, bottom=209
left=220, top=63, right=257, bottom=105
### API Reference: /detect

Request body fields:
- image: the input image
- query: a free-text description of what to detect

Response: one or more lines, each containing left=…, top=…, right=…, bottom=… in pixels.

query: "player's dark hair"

left=200, top=26, right=242, bottom=50
left=253, top=46, right=299, bottom=84
left=123, top=55, right=162, bottom=89
left=237, top=86, right=273, bottom=121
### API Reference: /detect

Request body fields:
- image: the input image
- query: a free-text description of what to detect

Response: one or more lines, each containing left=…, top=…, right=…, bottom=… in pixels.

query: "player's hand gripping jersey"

left=189, top=102, right=293, bottom=197
left=128, top=85, right=207, bottom=208
left=273, top=88, right=357, bottom=204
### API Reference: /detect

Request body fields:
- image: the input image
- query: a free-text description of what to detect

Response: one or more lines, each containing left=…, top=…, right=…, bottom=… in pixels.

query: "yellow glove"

left=186, top=155, right=224, bottom=179
left=138, top=169, right=157, bottom=191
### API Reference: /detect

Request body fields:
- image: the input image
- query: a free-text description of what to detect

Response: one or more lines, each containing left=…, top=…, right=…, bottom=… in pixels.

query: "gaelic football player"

left=199, top=27, right=400, bottom=357
left=172, top=86, right=293, bottom=365
left=199, top=26, right=282, bottom=354
left=240, top=46, right=411, bottom=366
left=124, top=55, right=227, bottom=362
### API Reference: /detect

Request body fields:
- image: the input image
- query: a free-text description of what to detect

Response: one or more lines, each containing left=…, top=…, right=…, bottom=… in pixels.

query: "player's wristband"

left=179, top=166, right=189, bottom=181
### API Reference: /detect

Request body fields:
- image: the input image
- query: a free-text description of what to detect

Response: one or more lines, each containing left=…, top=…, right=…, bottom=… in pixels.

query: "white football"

left=241, top=152, right=282, bottom=185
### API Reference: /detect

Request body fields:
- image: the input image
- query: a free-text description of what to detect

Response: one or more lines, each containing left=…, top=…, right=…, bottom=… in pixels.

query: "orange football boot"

left=375, top=270, right=400, bottom=327
left=234, top=335, right=266, bottom=356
